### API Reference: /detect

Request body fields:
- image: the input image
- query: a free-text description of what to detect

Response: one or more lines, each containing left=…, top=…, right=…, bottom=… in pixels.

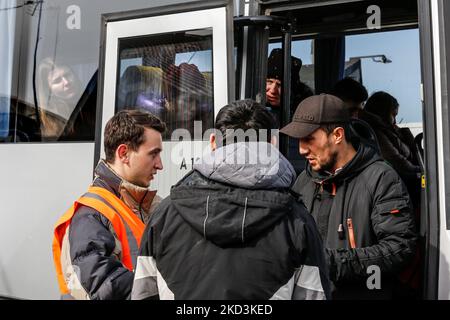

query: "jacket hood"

left=194, top=141, right=296, bottom=189
left=170, top=142, right=296, bottom=247
left=306, top=119, right=382, bottom=183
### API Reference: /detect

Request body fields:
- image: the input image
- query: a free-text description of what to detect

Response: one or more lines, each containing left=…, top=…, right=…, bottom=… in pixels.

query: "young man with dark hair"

left=53, top=109, right=165, bottom=299
left=331, top=77, right=368, bottom=117
left=132, top=99, right=330, bottom=300
left=280, top=94, right=417, bottom=299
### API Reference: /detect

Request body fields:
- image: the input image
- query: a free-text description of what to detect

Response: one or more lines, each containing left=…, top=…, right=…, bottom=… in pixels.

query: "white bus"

left=0, top=0, right=449, bottom=300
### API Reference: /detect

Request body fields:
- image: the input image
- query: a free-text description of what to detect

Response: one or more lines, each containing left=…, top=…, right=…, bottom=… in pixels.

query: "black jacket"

left=132, top=142, right=330, bottom=300
left=292, top=126, right=417, bottom=299
left=360, top=111, right=422, bottom=203
left=359, top=111, right=420, bottom=174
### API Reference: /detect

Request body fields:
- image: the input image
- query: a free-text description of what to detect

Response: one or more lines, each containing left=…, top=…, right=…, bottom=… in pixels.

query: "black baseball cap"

left=280, top=94, right=350, bottom=138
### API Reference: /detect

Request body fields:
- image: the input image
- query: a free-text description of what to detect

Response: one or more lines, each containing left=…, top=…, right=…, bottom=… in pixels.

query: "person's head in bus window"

left=37, top=58, right=82, bottom=140
left=38, top=58, right=82, bottom=110
left=266, top=48, right=306, bottom=109
left=331, top=77, right=368, bottom=118
left=364, top=91, right=399, bottom=125
left=104, top=110, right=166, bottom=188
left=47, top=64, right=79, bottom=101
left=175, top=63, right=210, bottom=134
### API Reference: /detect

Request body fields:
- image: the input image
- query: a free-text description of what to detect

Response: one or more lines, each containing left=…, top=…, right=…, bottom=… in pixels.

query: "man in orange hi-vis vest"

left=53, top=110, right=165, bottom=299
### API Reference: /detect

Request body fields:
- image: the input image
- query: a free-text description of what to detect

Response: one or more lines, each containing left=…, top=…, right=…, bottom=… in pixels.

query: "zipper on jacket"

left=347, top=218, right=356, bottom=249
left=337, top=181, right=348, bottom=241
left=338, top=223, right=345, bottom=240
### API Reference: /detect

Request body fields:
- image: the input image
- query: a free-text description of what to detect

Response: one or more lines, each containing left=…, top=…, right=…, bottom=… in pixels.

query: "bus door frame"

left=94, top=0, right=235, bottom=197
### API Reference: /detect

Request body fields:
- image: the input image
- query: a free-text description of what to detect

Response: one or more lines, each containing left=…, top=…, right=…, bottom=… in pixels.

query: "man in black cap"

left=266, top=48, right=313, bottom=126
left=280, top=94, right=417, bottom=299
left=267, top=49, right=314, bottom=174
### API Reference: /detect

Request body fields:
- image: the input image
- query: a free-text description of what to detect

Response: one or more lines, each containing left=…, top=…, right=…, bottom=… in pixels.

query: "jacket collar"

left=307, top=142, right=381, bottom=184
left=93, top=160, right=157, bottom=222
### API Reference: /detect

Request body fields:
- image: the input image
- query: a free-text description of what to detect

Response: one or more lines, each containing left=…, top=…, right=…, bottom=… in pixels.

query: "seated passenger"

left=360, top=91, right=421, bottom=201
left=163, top=63, right=213, bottom=138
left=331, top=77, right=368, bottom=118
left=37, top=58, right=83, bottom=141
left=117, top=65, right=167, bottom=120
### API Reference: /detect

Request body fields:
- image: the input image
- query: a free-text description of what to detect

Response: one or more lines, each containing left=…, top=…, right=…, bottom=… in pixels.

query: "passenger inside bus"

left=331, top=77, right=369, bottom=118
left=360, top=91, right=422, bottom=205
left=266, top=48, right=313, bottom=127
left=166, top=62, right=212, bottom=138
left=37, top=58, right=83, bottom=141
left=266, top=48, right=313, bottom=174
left=117, top=63, right=212, bottom=139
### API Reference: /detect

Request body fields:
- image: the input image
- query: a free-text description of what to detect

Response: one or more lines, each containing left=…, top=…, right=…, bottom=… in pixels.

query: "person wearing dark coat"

left=331, top=77, right=368, bottom=118
left=280, top=94, right=417, bottom=299
left=131, top=99, right=331, bottom=300
left=266, top=48, right=314, bottom=174
left=360, top=91, right=421, bottom=202
left=266, top=48, right=314, bottom=126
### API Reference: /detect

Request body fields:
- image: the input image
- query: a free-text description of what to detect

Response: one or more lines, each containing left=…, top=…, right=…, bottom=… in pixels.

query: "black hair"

left=364, top=91, right=399, bottom=124
left=331, top=77, right=368, bottom=104
left=214, top=99, right=276, bottom=147
left=319, top=122, right=359, bottom=147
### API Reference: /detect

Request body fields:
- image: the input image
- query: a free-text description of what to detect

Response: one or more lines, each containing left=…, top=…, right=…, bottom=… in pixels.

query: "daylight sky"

left=287, top=28, right=422, bottom=124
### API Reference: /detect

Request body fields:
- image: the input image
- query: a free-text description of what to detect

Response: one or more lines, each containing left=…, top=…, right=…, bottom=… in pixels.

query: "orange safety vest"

left=52, top=186, right=145, bottom=296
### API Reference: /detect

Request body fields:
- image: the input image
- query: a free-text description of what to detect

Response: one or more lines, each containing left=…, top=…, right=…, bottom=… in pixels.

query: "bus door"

left=96, top=0, right=235, bottom=198
left=260, top=0, right=431, bottom=299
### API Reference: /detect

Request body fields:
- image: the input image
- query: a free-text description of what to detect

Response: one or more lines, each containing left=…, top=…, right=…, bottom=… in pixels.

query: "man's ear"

left=116, top=144, right=130, bottom=164
left=209, top=133, right=217, bottom=151
left=333, top=127, right=345, bottom=144
left=270, top=135, right=278, bottom=147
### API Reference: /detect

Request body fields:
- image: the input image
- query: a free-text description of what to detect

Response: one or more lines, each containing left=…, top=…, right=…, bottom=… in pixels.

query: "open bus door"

left=95, top=0, right=235, bottom=198
left=236, top=0, right=437, bottom=299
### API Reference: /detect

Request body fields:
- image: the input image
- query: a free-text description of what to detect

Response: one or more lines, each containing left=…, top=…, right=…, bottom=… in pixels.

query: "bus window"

left=116, top=29, right=214, bottom=140
left=346, top=29, right=422, bottom=135
left=268, top=39, right=315, bottom=92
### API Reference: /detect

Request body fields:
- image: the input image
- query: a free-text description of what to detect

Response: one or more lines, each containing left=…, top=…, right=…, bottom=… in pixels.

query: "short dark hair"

left=319, top=123, right=348, bottom=135
left=214, top=99, right=276, bottom=147
left=364, top=91, right=399, bottom=123
left=320, top=121, right=356, bottom=142
left=331, top=77, right=368, bottom=104
left=104, top=109, right=166, bottom=163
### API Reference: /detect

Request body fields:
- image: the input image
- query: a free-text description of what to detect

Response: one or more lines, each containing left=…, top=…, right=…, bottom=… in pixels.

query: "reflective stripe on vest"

left=52, top=186, right=145, bottom=296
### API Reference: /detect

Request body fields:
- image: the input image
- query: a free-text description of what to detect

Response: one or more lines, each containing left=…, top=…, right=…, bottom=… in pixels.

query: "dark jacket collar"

left=306, top=142, right=382, bottom=184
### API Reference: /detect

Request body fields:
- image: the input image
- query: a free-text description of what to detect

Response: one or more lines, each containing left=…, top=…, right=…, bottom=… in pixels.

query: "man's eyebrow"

left=149, top=147, right=162, bottom=153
